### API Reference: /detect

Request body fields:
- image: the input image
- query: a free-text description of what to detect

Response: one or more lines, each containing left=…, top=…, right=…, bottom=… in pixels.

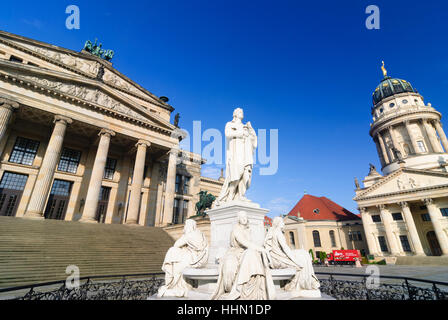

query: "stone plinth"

left=206, top=200, right=269, bottom=266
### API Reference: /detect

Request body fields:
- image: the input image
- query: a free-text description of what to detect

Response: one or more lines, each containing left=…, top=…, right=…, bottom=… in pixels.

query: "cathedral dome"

left=372, top=76, right=417, bottom=105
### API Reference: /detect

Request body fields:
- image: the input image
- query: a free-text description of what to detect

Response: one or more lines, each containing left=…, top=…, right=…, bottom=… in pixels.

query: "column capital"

left=136, top=139, right=151, bottom=148
left=169, top=146, right=180, bottom=155
left=99, top=128, right=115, bottom=138
left=358, top=207, right=367, bottom=214
left=376, top=204, right=386, bottom=211
left=422, top=198, right=433, bottom=206
left=405, top=120, right=412, bottom=126
left=53, top=115, right=73, bottom=125
left=398, top=201, right=409, bottom=209
left=0, top=97, right=19, bottom=110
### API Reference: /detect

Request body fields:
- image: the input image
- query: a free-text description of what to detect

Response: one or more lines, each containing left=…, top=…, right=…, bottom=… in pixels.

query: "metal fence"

left=316, top=272, right=448, bottom=300
left=1, top=271, right=447, bottom=300
left=0, top=273, right=164, bottom=300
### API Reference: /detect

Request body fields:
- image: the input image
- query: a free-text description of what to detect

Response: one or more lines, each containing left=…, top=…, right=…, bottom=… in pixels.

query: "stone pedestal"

left=207, top=200, right=269, bottom=266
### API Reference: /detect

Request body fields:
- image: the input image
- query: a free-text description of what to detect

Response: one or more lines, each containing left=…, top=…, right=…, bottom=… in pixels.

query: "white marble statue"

left=157, top=219, right=209, bottom=298
left=264, top=217, right=321, bottom=297
left=211, top=211, right=276, bottom=300
left=215, top=108, right=257, bottom=206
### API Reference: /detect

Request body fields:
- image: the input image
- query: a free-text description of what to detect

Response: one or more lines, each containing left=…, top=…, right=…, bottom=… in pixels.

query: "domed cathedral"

left=354, top=62, right=448, bottom=262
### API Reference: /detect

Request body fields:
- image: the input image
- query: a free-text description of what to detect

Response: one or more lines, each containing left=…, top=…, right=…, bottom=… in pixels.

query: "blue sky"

left=1, top=1, right=448, bottom=216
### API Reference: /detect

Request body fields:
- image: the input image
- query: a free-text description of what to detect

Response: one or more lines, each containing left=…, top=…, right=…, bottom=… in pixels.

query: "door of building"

left=44, top=180, right=73, bottom=220
left=426, top=231, right=442, bottom=256
left=96, top=186, right=111, bottom=223
left=0, top=172, right=28, bottom=217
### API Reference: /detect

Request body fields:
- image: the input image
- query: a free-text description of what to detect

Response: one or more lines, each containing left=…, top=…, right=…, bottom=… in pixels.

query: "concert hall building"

left=0, top=31, right=222, bottom=227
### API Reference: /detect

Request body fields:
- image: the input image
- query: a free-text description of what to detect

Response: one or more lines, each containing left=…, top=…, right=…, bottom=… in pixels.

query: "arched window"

left=289, top=232, right=296, bottom=247
left=329, top=230, right=336, bottom=247
left=312, top=230, right=321, bottom=247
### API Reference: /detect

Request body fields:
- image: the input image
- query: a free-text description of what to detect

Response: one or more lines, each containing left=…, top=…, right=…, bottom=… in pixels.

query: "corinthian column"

left=24, top=115, right=72, bottom=218
left=433, top=120, right=448, bottom=152
left=388, top=126, right=402, bottom=159
left=80, top=129, right=115, bottom=223
left=422, top=120, right=443, bottom=153
left=0, top=98, right=19, bottom=148
left=359, top=207, right=379, bottom=256
left=126, top=140, right=150, bottom=225
left=399, top=201, right=425, bottom=255
left=377, top=132, right=390, bottom=164
left=423, top=198, right=448, bottom=256
left=377, top=204, right=401, bottom=255
left=405, top=120, right=420, bottom=154
left=162, top=146, right=179, bottom=225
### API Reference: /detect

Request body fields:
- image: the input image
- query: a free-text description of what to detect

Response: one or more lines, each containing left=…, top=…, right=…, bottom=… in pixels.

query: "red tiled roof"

left=264, top=216, right=273, bottom=227
left=287, top=194, right=360, bottom=221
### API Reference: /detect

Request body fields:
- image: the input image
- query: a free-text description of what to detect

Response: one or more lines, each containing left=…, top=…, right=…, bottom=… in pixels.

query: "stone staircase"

left=0, top=216, right=174, bottom=288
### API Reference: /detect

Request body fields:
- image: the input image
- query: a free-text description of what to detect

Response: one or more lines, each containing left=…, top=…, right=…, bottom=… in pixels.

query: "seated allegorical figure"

left=211, top=211, right=276, bottom=300
left=157, top=219, right=209, bottom=298
left=264, top=217, right=321, bottom=297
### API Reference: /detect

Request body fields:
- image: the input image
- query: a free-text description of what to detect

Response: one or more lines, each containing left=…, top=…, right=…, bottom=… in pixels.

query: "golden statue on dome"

left=381, top=60, right=387, bottom=77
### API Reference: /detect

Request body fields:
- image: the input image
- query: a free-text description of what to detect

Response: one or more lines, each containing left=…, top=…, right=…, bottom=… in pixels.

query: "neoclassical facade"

left=354, top=65, right=448, bottom=258
left=0, top=31, right=222, bottom=227
left=284, top=194, right=368, bottom=258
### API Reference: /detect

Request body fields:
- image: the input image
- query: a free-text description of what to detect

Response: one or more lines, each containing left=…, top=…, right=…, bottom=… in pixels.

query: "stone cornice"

left=355, top=183, right=448, bottom=201
left=200, top=176, right=224, bottom=186
left=0, top=30, right=174, bottom=112
left=0, top=66, right=175, bottom=136
left=370, top=108, right=441, bottom=137
left=354, top=167, right=448, bottom=201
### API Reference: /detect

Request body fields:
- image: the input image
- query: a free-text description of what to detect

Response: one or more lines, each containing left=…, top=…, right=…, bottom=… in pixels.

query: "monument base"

left=206, top=200, right=269, bottom=265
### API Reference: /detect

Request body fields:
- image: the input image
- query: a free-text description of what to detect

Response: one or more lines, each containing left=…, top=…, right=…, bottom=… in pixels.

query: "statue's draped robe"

left=211, top=224, right=275, bottom=300
left=264, top=228, right=320, bottom=294
left=218, top=120, right=257, bottom=202
left=158, top=229, right=208, bottom=297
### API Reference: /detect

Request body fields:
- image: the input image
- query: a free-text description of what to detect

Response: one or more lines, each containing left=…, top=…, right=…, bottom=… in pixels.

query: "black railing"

left=315, top=272, right=448, bottom=300
left=1, top=271, right=447, bottom=300
left=0, top=273, right=164, bottom=300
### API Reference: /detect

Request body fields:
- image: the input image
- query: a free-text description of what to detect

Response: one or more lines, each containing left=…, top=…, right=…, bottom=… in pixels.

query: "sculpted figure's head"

left=272, top=217, right=285, bottom=231
left=233, top=108, right=244, bottom=121
left=237, top=211, right=248, bottom=226
left=184, top=219, right=197, bottom=234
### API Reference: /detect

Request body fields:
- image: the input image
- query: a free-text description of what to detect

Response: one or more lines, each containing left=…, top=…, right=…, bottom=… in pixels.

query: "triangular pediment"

left=0, top=30, right=173, bottom=113
left=0, top=59, right=175, bottom=133
left=354, top=168, right=448, bottom=200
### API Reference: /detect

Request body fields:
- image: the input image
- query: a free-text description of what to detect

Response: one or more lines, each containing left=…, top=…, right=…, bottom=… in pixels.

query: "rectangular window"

left=172, top=198, right=180, bottom=224
left=103, top=158, right=117, bottom=180
left=417, top=141, right=427, bottom=153
left=392, top=212, right=403, bottom=221
left=175, top=174, right=182, bottom=193
left=378, top=236, right=389, bottom=252
left=399, top=235, right=412, bottom=252
left=421, top=213, right=431, bottom=222
left=182, top=200, right=189, bottom=223
left=440, top=208, right=448, bottom=217
left=371, top=215, right=381, bottom=222
left=355, top=231, right=363, bottom=241
left=0, top=172, right=28, bottom=190
left=9, top=137, right=40, bottom=166
left=57, top=148, right=81, bottom=173
left=183, top=177, right=190, bottom=195
left=348, top=232, right=353, bottom=241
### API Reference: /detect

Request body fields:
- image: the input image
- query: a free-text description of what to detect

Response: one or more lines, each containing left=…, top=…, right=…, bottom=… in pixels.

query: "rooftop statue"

left=83, top=39, right=115, bottom=61
left=215, top=108, right=257, bottom=206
